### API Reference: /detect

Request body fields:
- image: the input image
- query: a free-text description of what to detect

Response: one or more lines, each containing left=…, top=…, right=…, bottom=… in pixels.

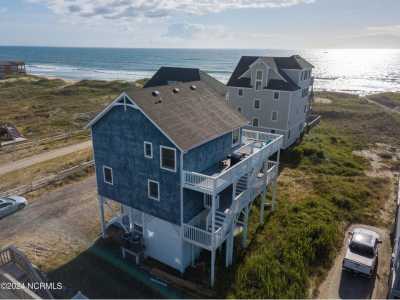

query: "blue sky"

left=1, top=0, right=400, bottom=48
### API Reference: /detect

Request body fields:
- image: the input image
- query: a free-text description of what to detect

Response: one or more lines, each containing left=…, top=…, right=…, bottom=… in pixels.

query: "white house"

left=226, top=55, right=314, bottom=149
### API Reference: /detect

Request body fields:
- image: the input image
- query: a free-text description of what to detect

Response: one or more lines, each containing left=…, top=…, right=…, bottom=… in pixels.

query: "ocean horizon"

left=1, top=46, right=400, bottom=95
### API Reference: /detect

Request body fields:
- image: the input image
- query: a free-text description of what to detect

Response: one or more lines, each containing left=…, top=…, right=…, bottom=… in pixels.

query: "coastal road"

left=317, top=224, right=391, bottom=299
left=0, top=176, right=98, bottom=267
left=0, top=140, right=91, bottom=176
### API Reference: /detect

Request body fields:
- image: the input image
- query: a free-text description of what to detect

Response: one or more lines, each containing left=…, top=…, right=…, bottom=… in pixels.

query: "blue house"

left=87, top=71, right=283, bottom=286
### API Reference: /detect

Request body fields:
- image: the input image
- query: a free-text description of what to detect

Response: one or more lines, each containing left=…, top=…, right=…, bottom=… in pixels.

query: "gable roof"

left=227, top=55, right=313, bottom=91
left=144, top=67, right=201, bottom=88
left=88, top=81, right=247, bottom=152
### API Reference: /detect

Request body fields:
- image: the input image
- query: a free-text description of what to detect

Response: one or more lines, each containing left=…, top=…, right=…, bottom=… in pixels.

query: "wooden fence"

left=0, top=160, right=94, bottom=197
left=0, top=130, right=89, bottom=154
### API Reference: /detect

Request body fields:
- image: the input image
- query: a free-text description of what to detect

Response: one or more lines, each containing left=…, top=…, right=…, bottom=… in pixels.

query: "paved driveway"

left=318, top=224, right=391, bottom=299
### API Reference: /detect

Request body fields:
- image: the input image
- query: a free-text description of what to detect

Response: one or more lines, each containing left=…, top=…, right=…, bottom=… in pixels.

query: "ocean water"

left=1, top=46, right=400, bottom=95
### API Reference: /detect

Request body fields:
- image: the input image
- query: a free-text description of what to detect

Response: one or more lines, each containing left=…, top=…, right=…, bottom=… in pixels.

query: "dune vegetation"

left=220, top=92, right=400, bottom=298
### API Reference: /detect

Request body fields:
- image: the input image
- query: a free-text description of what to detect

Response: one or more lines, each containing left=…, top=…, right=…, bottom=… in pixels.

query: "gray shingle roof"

left=227, top=55, right=313, bottom=91
left=125, top=81, right=247, bottom=152
left=144, top=67, right=201, bottom=88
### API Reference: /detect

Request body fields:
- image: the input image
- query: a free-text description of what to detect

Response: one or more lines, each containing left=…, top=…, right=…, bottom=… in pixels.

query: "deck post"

left=98, top=195, right=106, bottom=238
left=272, top=150, right=280, bottom=211
left=225, top=239, right=230, bottom=267
left=260, top=162, right=269, bottom=224
left=242, top=206, right=249, bottom=248
left=211, top=249, right=216, bottom=287
left=272, top=179, right=277, bottom=211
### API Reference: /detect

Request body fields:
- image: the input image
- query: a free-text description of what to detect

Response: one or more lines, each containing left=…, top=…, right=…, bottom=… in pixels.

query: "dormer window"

left=274, top=92, right=280, bottom=100
left=255, top=70, right=263, bottom=91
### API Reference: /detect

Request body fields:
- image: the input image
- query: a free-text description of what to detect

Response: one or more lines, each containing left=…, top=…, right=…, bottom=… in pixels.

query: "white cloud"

left=0, top=7, right=8, bottom=14
left=164, top=23, right=230, bottom=40
left=28, top=0, right=315, bottom=20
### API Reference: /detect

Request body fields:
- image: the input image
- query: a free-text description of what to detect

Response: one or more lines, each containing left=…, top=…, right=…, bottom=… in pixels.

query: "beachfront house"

left=87, top=78, right=283, bottom=286
left=226, top=55, right=314, bottom=149
left=0, top=61, right=26, bottom=79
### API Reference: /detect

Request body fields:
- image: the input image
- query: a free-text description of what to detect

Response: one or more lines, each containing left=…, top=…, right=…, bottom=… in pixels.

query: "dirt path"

left=317, top=144, right=399, bottom=298
left=0, top=140, right=91, bottom=177
left=318, top=224, right=391, bottom=299
left=0, top=176, right=98, bottom=270
left=364, top=96, right=400, bottom=115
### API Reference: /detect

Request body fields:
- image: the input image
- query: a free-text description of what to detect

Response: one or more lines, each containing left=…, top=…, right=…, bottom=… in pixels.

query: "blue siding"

left=92, top=105, right=182, bottom=225
left=183, top=132, right=234, bottom=173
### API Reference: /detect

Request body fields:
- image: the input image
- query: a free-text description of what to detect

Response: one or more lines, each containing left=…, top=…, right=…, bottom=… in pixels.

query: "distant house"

left=226, top=55, right=315, bottom=149
left=0, top=61, right=26, bottom=79
left=144, top=66, right=227, bottom=96
left=87, top=75, right=283, bottom=286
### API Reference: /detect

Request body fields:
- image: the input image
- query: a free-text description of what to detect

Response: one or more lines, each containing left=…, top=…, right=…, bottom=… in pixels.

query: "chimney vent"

left=173, top=88, right=180, bottom=94
left=190, top=85, right=197, bottom=91
left=152, top=90, right=160, bottom=97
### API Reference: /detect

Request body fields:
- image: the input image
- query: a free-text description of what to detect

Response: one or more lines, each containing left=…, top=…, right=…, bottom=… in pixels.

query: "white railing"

left=184, top=171, right=215, bottom=192
left=183, top=224, right=212, bottom=248
left=183, top=132, right=282, bottom=194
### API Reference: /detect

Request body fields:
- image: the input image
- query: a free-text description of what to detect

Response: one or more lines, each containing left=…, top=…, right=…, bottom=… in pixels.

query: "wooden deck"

left=0, top=246, right=53, bottom=299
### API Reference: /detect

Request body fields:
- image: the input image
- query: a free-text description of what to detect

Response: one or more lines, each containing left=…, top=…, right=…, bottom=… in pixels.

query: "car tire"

left=18, top=204, right=26, bottom=210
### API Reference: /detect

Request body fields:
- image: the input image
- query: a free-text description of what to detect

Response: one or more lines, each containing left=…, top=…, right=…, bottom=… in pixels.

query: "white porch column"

left=225, top=239, right=230, bottom=267
left=272, top=179, right=278, bottom=211
left=98, top=195, right=106, bottom=238
left=272, top=150, right=280, bottom=211
left=260, top=161, right=269, bottom=224
left=242, top=206, right=249, bottom=248
left=210, top=249, right=216, bottom=287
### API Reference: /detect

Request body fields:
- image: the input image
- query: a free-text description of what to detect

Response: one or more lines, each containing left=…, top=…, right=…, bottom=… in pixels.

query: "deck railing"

left=183, top=131, right=282, bottom=194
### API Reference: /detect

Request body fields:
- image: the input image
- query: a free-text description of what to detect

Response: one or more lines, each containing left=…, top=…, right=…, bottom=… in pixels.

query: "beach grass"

left=0, top=75, right=138, bottom=139
left=220, top=92, right=399, bottom=298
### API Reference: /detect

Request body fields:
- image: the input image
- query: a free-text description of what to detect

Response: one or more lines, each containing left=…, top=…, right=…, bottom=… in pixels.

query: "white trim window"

left=252, top=118, right=259, bottom=127
left=255, top=70, right=263, bottom=91
left=148, top=179, right=160, bottom=201
left=254, top=98, right=260, bottom=109
left=273, top=92, right=280, bottom=100
left=232, top=128, right=240, bottom=147
left=271, top=111, right=278, bottom=122
left=144, top=141, right=153, bottom=159
left=160, top=146, right=177, bottom=172
left=103, top=166, right=113, bottom=185
left=238, top=88, right=243, bottom=96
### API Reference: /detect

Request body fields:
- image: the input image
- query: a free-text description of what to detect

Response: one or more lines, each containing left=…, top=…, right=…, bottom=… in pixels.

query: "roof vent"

left=152, top=90, right=160, bottom=97
left=190, top=85, right=197, bottom=91
left=173, top=88, right=180, bottom=94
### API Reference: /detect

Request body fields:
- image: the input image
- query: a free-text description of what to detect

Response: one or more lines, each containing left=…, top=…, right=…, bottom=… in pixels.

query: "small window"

left=232, top=128, right=240, bottom=146
left=304, top=105, right=307, bottom=113
left=237, top=107, right=242, bottom=113
left=288, top=130, right=291, bottom=139
left=255, top=70, right=263, bottom=91
left=238, top=88, right=243, bottom=96
left=254, top=99, right=260, bottom=109
left=252, top=118, right=259, bottom=127
left=103, top=166, right=113, bottom=185
left=274, top=92, right=280, bottom=100
left=148, top=180, right=160, bottom=201
left=144, top=141, right=153, bottom=159
left=160, top=146, right=176, bottom=172
left=272, top=111, right=278, bottom=121
left=271, top=129, right=276, bottom=134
